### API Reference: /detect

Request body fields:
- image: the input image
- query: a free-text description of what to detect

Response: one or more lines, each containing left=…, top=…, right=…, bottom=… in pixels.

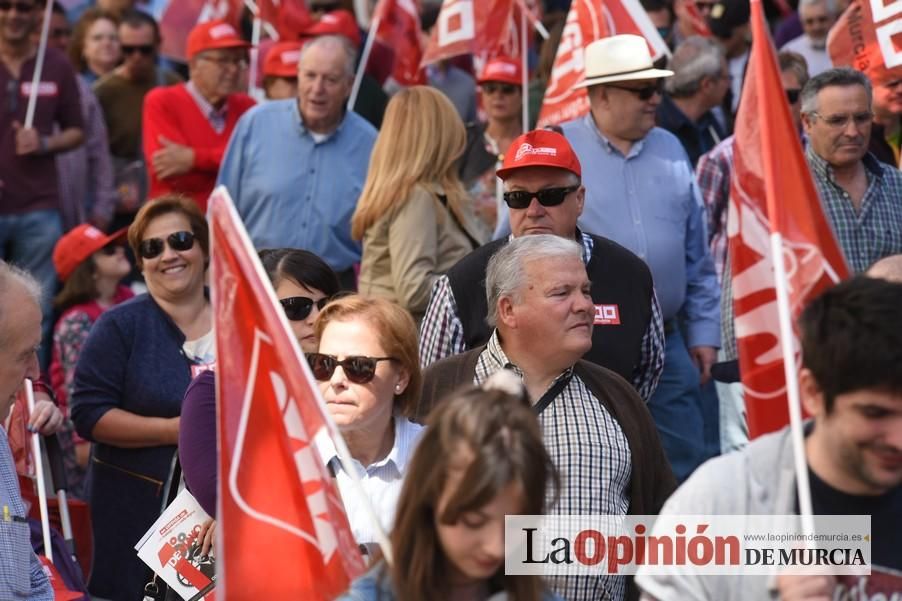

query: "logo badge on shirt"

left=594, top=304, right=621, bottom=325
left=20, top=82, right=58, bottom=97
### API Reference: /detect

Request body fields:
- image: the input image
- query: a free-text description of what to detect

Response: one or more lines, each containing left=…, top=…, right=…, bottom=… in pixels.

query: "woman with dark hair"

left=49, top=224, right=133, bottom=498
left=338, top=373, right=563, bottom=601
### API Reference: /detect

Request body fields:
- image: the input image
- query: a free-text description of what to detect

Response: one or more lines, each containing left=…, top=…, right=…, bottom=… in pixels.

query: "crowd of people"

left=0, top=0, right=900, bottom=599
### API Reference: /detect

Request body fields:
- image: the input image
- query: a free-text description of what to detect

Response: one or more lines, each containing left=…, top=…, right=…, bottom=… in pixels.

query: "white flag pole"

left=515, top=0, right=549, bottom=39
left=769, top=232, right=815, bottom=539
left=25, top=379, right=53, bottom=562
left=248, top=16, right=262, bottom=98
left=24, top=0, right=54, bottom=129
left=244, top=0, right=279, bottom=41
left=520, top=9, right=529, bottom=132
left=348, top=14, right=380, bottom=112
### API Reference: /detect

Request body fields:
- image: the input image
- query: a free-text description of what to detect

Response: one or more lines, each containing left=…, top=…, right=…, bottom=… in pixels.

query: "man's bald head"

left=867, top=254, right=902, bottom=283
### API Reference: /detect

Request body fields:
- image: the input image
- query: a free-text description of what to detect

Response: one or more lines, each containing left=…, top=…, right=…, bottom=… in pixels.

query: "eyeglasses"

left=503, top=185, right=579, bottom=209
left=306, top=353, right=397, bottom=384
left=138, top=231, right=196, bottom=259
left=482, top=82, right=518, bottom=95
left=0, top=1, right=35, bottom=12
left=811, top=111, right=873, bottom=129
left=605, top=80, right=664, bottom=101
left=694, top=1, right=716, bottom=12
left=198, top=54, right=248, bottom=69
left=785, top=88, right=801, bottom=104
left=122, top=44, right=154, bottom=56
left=279, top=296, right=329, bottom=321
left=802, top=16, right=832, bottom=25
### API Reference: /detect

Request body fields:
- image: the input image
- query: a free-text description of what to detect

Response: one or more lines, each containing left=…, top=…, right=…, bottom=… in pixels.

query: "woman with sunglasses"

left=49, top=224, right=134, bottom=499
left=310, top=295, right=424, bottom=550
left=338, top=373, right=563, bottom=601
left=70, top=195, right=213, bottom=600
left=459, top=57, right=525, bottom=231
left=352, top=86, right=487, bottom=323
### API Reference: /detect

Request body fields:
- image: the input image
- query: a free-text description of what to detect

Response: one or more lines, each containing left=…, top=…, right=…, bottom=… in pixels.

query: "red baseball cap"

left=303, top=10, right=361, bottom=48
left=53, top=224, right=128, bottom=282
left=186, top=20, right=251, bottom=60
left=496, top=130, right=582, bottom=180
left=478, top=56, right=523, bottom=86
left=263, top=41, right=303, bottom=78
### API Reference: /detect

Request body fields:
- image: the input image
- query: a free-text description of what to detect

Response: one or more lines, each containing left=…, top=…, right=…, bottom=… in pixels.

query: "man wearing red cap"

left=141, top=19, right=255, bottom=211
left=262, top=41, right=302, bottom=100
left=421, top=129, right=665, bottom=405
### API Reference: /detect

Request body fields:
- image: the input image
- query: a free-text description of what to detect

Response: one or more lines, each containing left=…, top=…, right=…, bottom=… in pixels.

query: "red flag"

left=37, top=557, right=84, bottom=601
left=537, top=0, right=670, bottom=127
left=158, top=0, right=244, bottom=62
left=372, top=0, right=427, bottom=86
left=828, top=0, right=902, bottom=87
left=728, top=0, right=849, bottom=438
left=682, top=0, right=712, bottom=37
left=257, top=0, right=314, bottom=41
left=421, top=0, right=516, bottom=65
left=209, top=188, right=365, bottom=599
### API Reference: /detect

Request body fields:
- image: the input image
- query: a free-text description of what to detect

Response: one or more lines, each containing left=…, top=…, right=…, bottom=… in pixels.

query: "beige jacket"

left=358, top=184, right=487, bottom=322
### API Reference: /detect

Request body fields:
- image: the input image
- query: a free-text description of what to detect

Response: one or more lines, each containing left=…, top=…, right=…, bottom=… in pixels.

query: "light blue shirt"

left=217, top=99, right=377, bottom=272
left=561, top=115, right=720, bottom=348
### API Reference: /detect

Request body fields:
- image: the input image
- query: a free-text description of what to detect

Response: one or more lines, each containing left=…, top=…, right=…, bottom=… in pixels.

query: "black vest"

left=446, top=234, right=654, bottom=383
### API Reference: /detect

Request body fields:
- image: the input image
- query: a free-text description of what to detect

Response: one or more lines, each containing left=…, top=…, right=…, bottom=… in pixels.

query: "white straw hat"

left=575, top=34, right=674, bottom=89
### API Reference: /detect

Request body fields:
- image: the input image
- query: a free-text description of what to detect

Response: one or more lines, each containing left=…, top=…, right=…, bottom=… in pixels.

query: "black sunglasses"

left=122, top=44, right=154, bottom=56
left=306, top=353, right=397, bottom=384
left=0, top=1, right=35, bottom=12
left=606, top=80, right=664, bottom=101
left=482, top=82, right=518, bottom=95
left=138, top=231, right=195, bottom=259
left=786, top=88, right=801, bottom=104
left=503, top=185, right=579, bottom=210
left=279, top=296, right=329, bottom=321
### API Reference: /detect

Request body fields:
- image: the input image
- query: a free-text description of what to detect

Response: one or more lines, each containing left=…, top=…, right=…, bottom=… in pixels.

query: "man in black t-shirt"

left=637, top=275, right=902, bottom=600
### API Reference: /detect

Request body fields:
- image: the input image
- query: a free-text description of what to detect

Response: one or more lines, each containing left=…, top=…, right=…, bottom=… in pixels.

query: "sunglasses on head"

left=482, top=82, right=518, bottom=95
left=503, top=185, right=579, bottom=210
left=306, top=353, right=397, bottom=384
left=122, top=44, right=154, bottom=56
left=0, top=1, right=35, bottom=12
left=605, top=80, right=664, bottom=101
left=138, top=231, right=195, bottom=260
left=279, top=296, right=329, bottom=321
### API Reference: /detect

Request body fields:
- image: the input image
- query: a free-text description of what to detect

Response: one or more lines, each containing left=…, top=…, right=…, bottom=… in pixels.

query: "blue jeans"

left=647, top=329, right=717, bottom=482
left=0, top=209, right=63, bottom=370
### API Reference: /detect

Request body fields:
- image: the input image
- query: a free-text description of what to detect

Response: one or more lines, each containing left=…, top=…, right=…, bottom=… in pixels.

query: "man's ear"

left=498, top=295, right=517, bottom=329
left=799, top=368, right=826, bottom=417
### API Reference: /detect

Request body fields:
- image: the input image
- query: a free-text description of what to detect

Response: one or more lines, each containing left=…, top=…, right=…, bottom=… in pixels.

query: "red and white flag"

left=536, top=0, right=669, bottom=127
left=158, top=0, right=243, bottom=62
left=421, top=0, right=516, bottom=65
left=728, top=0, right=849, bottom=438
left=828, top=0, right=902, bottom=87
left=209, top=187, right=366, bottom=599
left=372, top=0, right=427, bottom=86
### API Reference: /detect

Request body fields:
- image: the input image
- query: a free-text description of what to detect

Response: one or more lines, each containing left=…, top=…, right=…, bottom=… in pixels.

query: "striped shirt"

left=317, top=416, right=423, bottom=547
left=475, top=332, right=632, bottom=601
left=806, top=148, right=902, bottom=274
left=419, top=231, right=665, bottom=401
left=185, top=81, right=228, bottom=133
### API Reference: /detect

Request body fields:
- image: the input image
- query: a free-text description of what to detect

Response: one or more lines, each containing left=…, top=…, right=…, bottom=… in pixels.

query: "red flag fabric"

left=828, top=0, right=902, bottom=87
left=37, top=556, right=84, bottom=601
left=158, top=0, right=244, bottom=62
left=258, top=0, right=314, bottom=41
left=728, top=0, right=849, bottom=438
left=372, top=0, right=427, bottom=86
left=209, top=187, right=365, bottom=599
left=536, top=0, right=670, bottom=127
left=421, top=0, right=516, bottom=65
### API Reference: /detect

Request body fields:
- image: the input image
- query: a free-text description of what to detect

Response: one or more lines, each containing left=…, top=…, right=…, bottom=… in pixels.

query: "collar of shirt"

left=482, top=330, right=575, bottom=389
left=294, top=99, right=347, bottom=144
left=805, top=146, right=885, bottom=184
left=581, top=112, right=647, bottom=159
left=186, top=80, right=227, bottom=125
left=315, top=415, right=418, bottom=478
left=505, top=229, right=594, bottom=265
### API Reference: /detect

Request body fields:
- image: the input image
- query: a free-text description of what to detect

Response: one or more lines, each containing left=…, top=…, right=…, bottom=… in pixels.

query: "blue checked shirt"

left=0, top=427, right=53, bottom=600
left=418, top=231, right=665, bottom=401
left=475, top=332, right=632, bottom=601
left=806, top=148, right=902, bottom=274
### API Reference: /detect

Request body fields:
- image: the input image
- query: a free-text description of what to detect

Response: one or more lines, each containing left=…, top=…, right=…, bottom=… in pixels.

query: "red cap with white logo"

left=53, top=224, right=128, bottom=281
left=477, top=56, right=522, bottom=86
left=303, top=10, right=361, bottom=48
left=263, top=41, right=304, bottom=77
left=496, top=129, right=582, bottom=180
left=186, top=20, right=251, bottom=60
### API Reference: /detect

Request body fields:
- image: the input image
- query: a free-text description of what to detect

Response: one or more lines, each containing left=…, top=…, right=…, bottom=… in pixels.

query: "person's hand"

left=13, top=122, right=41, bottom=156
left=198, top=518, right=216, bottom=557
left=152, top=135, right=194, bottom=179
left=28, top=397, right=65, bottom=435
left=775, top=572, right=836, bottom=600
left=689, top=345, right=717, bottom=385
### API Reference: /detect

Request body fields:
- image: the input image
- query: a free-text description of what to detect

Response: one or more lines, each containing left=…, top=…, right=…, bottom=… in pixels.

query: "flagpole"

left=520, top=8, right=529, bottom=132
left=24, top=0, right=53, bottom=129
left=248, top=16, right=262, bottom=99
left=25, top=379, right=53, bottom=563
left=244, top=0, right=279, bottom=41
left=348, top=14, right=380, bottom=112
left=514, top=0, right=549, bottom=39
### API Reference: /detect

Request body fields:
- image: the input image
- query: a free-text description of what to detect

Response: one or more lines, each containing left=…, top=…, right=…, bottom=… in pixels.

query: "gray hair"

left=665, top=36, right=725, bottom=98
left=298, top=34, right=357, bottom=79
left=0, top=261, right=42, bottom=346
left=800, top=67, right=872, bottom=115
left=485, top=234, right=583, bottom=328
left=799, top=0, right=837, bottom=15
left=778, top=50, right=810, bottom=89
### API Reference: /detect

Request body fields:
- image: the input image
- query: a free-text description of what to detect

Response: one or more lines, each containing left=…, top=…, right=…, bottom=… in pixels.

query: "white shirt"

left=782, top=35, right=833, bottom=76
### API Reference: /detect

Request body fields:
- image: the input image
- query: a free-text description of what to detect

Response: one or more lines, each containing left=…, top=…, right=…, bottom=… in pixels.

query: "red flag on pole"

left=728, top=0, right=849, bottom=439
left=209, top=187, right=366, bottom=599
left=420, top=0, right=516, bottom=65
left=257, top=0, right=313, bottom=40
left=372, top=0, right=427, bottom=86
left=828, top=0, right=902, bottom=87
left=158, top=0, right=244, bottom=61
left=536, top=0, right=670, bottom=127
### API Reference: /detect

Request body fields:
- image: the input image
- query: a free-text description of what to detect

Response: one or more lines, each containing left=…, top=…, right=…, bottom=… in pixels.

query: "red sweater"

left=142, top=83, right=255, bottom=212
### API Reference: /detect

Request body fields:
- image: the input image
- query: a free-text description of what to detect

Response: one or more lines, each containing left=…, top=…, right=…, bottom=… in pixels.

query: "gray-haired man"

left=419, top=234, right=674, bottom=601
